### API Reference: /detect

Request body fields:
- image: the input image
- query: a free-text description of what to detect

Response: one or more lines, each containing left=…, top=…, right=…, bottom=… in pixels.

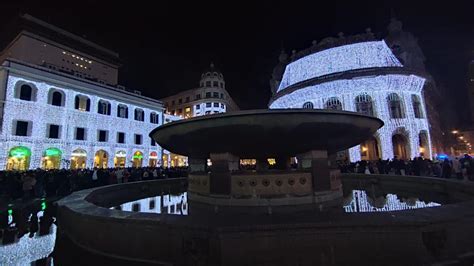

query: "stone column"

left=297, top=150, right=330, bottom=192
left=209, top=153, right=239, bottom=195
left=188, top=158, right=207, bottom=173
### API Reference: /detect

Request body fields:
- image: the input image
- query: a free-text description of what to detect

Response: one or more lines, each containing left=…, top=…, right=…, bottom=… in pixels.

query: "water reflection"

left=0, top=210, right=56, bottom=265
left=112, top=192, right=188, bottom=215
left=343, top=190, right=441, bottom=213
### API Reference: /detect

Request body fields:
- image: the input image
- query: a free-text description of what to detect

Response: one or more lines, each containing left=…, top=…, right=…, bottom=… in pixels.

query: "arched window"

left=302, top=102, right=314, bottom=109
left=324, top=97, right=342, bottom=110
left=387, top=93, right=404, bottom=119
left=48, top=89, right=65, bottom=107
left=18, top=84, right=35, bottom=101
left=150, top=112, right=159, bottom=124
left=134, top=108, right=144, bottom=121
left=355, top=93, right=374, bottom=116
left=75, top=95, right=90, bottom=111
left=98, top=100, right=111, bottom=115
left=117, top=104, right=128, bottom=118
left=412, top=95, right=423, bottom=118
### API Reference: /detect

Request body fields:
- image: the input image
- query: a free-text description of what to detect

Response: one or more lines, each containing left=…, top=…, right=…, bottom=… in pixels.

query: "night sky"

left=2, top=1, right=474, bottom=123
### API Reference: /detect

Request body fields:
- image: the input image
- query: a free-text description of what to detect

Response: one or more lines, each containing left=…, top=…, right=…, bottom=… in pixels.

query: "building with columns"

left=269, top=31, right=432, bottom=162
left=0, top=14, right=165, bottom=170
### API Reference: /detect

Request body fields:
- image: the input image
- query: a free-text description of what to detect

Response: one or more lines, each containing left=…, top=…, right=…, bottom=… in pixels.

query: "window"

left=150, top=112, right=159, bottom=124
left=387, top=93, right=404, bottom=119
left=151, top=137, right=156, bottom=146
left=206, top=102, right=212, bottom=108
left=221, top=103, right=225, bottom=108
left=134, top=109, right=144, bottom=121
left=213, top=92, right=219, bottom=98
left=98, top=100, right=111, bottom=115
left=412, top=95, right=423, bottom=118
left=220, top=83, right=224, bottom=88
left=135, top=134, right=142, bottom=145
left=195, top=94, right=201, bottom=100
left=213, top=81, right=218, bottom=87
left=196, top=104, right=201, bottom=109
left=213, top=102, right=219, bottom=107
left=117, top=105, right=128, bottom=118
left=98, top=130, right=108, bottom=142
left=178, top=98, right=182, bottom=104
left=324, top=97, right=342, bottom=110
left=205, top=81, right=211, bottom=87
left=117, top=132, right=125, bottom=144
left=220, top=93, right=224, bottom=99
left=205, top=111, right=211, bottom=115
left=302, top=102, right=314, bottom=109
left=47, top=124, right=60, bottom=139
left=75, top=127, right=86, bottom=140
left=14, top=121, right=30, bottom=136
left=185, top=96, right=190, bottom=103
left=50, top=90, right=64, bottom=106
left=355, top=94, right=374, bottom=116
left=177, top=108, right=182, bottom=114
left=206, top=92, right=211, bottom=98
left=18, top=84, right=34, bottom=101
left=171, top=100, right=175, bottom=106
left=75, top=95, right=90, bottom=111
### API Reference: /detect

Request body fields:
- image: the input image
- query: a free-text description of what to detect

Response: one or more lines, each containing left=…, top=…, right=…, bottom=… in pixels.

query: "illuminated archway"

left=42, top=148, right=62, bottom=169
left=392, top=134, right=409, bottom=160
left=149, top=151, right=158, bottom=167
left=360, top=136, right=380, bottom=161
left=132, top=151, right=143, bottom=168
left=6, top=146, right=31, bottom=170
left=162, top=153, right=170, bottom=168
left=71, top=149, right=87, bottom=169
left=114, top=150, right=126, bottom=168
left=94, top=150, right=108, bottom=168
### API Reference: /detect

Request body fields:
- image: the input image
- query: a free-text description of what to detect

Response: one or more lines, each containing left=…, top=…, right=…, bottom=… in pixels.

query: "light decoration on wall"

left=278, top=41, right=402, bottom=92
left=343, top=190, right=440, bottom=213
left=8, top=146, right=31, bottom=158
left=0, top=75, right=163, bottom=170
left=270, top=41, right=431, bottom=161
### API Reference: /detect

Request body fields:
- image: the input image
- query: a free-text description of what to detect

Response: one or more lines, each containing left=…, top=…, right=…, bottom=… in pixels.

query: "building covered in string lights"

left=269, top=29, right=432, bottom=162
left=0, top=14, right=165, bottom=170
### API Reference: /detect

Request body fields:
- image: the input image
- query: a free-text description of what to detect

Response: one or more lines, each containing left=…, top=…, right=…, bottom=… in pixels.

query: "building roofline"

left=1, top=58, right=164, bottom=110
left=269, top=67, right=426, bottom=106
left=21, top=14, right=119, bottom=58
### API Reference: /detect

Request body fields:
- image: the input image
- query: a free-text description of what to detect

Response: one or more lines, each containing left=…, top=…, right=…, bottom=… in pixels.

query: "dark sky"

left=2, top=0, right=474, bottom=123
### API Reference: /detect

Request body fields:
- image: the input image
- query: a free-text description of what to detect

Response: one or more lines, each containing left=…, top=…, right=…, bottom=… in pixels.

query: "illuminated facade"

left=0, top=15, right=164, bottom=170
left=161, top=63, right=239, bottom=118
left=269, top=37, right=432, bottom=161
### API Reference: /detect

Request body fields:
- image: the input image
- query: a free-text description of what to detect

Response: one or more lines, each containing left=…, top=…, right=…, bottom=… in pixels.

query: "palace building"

left=269, top=29, right=432, bottom=162
left=0, top=14, right=165, bottom=170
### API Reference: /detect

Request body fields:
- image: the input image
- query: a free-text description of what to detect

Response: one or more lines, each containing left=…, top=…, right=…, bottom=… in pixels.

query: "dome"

left=201, top=63, right=223, bottom=79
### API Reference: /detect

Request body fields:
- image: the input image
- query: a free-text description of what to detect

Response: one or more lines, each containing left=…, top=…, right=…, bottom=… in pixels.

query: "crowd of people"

left=338, top=154, right=474, bottom=180
left=0, top=167, right=188, bottom=203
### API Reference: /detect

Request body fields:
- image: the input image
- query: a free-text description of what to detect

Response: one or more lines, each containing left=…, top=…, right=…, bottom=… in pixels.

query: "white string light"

left=271, top=41, right=431, bottom=161
left=0, top=75, right=163, bottom=169
left=278, top=41, right=402, bottom=92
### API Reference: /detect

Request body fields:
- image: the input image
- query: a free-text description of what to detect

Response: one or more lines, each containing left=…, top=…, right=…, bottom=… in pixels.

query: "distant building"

left=269, top=29, right=432, bottom=161
left=0, top=14, right=165, bottom=170
left=161, top=63, right=239, bottom=119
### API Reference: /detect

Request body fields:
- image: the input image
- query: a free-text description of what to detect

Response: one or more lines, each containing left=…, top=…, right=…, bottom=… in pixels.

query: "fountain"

left=150, top=109, right=382, bottom=212
left=55, top=109, right=474, bottom=266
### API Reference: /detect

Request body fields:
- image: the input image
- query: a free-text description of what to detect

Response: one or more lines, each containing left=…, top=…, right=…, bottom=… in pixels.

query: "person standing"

left=452, top=157, right=462, bottom=179
left=441, top=159, right=452, bottom=179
